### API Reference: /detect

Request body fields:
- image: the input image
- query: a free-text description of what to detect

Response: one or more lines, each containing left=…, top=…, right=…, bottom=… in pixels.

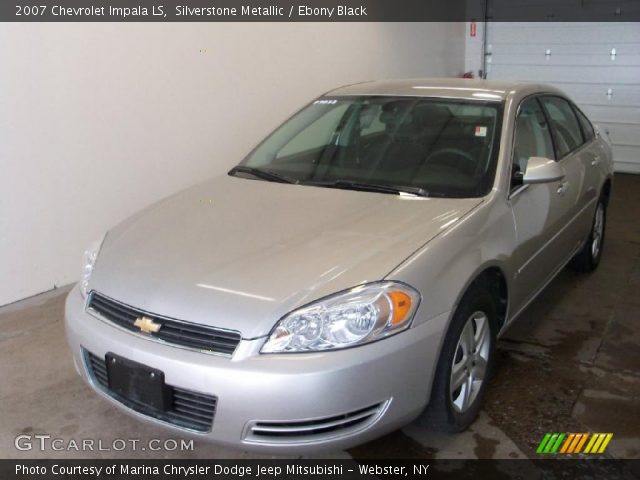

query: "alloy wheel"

left=591, top=203, right=605, bottom=259
left=449, top=311, right=491, bottom=413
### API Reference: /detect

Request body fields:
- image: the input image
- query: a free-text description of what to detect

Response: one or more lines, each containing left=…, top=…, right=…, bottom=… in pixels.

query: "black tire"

left=418, top=283, right=498, bottom=432
left=569, top=196, right=607, bottom=273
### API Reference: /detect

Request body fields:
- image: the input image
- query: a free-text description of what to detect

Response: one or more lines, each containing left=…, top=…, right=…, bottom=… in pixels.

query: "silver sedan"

left=65, top=78, right=614, bottom=452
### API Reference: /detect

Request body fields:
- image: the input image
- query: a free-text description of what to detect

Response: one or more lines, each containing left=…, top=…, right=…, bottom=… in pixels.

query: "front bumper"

left=65, top=284, right=448, bottom=453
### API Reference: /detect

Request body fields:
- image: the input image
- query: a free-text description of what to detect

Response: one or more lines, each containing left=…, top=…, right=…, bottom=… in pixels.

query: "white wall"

left=0, top=22, right=464, bottom=306
left=473, top=21, right=640, bottom=174
left=464, top=20, right=485, bottom=77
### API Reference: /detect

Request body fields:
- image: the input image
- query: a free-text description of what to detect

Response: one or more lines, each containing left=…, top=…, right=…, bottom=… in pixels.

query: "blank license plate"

left=105, top=353, right=170, bottom=411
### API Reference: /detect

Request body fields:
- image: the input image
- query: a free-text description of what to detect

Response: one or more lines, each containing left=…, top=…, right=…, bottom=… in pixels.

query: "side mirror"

left=522, top=157, right=565, bottom=184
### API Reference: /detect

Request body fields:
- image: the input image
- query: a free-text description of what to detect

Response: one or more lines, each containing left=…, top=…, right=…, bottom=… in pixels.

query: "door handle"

left=557, top=182, right=569, bottom=195
left=591, top=156, right=600, bottom=167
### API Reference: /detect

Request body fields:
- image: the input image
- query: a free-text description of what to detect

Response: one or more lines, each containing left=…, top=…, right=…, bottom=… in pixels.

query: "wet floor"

left=1, top=174, right=638, bottom=460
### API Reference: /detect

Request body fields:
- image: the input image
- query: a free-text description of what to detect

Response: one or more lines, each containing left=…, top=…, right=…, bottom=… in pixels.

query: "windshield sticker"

left=475, top=126, right=487, bottom=137
left=314, top=99, right=338, bottom=105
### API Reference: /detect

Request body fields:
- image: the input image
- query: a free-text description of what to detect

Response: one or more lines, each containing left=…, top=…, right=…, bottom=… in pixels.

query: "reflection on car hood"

left=90, top=174, right=482, bottom=338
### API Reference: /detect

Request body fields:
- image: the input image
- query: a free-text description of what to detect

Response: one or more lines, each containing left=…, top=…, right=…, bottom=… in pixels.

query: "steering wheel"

left=424, top=148, right=477, bottom=174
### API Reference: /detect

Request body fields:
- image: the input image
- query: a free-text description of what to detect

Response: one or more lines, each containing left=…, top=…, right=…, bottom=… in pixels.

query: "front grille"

left=84, top=349, right=217, bottom=432
left=87, top=292, right=241, bottom=356
left=246, top=402, right=388, bottom=443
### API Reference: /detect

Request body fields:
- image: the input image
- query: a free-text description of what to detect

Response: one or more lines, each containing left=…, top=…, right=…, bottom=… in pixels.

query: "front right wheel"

left=419, top=283, right=498, bottom=432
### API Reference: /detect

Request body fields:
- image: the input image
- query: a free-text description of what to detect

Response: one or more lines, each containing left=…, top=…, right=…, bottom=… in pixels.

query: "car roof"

left=326, top=78, right=562, bottom=101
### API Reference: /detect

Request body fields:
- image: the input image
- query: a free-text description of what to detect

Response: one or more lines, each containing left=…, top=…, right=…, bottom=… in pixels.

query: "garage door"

left=485, top=22, right=640, bottom=173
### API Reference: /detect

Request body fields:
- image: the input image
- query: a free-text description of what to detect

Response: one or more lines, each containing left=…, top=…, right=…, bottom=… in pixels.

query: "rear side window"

left=540, top=96, right=584, bottom=158
left=574, top=106, right=595, bottom=142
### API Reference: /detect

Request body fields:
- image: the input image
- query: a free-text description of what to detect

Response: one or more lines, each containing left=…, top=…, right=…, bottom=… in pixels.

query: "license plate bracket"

left=105, top=353, right=171, bottom=411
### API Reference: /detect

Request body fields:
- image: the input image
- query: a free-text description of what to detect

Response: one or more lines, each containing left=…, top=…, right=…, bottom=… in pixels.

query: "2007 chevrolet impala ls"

left=65, top=79, right=613, bottom=452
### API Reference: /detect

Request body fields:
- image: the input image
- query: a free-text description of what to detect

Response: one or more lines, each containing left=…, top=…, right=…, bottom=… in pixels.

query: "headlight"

left=261, top=282, right=420, bottom=353
left=80, top=235, right=106, bottom=298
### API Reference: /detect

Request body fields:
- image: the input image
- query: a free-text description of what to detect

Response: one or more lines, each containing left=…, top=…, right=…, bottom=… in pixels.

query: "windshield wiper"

left=304, top=179, right=428, bottom=197
left=229, top=165, right=296, bottom=184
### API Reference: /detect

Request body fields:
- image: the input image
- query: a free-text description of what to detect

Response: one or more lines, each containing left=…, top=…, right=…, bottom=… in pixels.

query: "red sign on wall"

left=470, top=21, right=477, bottom=37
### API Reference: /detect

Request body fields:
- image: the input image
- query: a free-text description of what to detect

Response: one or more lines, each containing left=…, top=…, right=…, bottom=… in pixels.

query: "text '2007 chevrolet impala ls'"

left=65, top=79, right=613, bottom=452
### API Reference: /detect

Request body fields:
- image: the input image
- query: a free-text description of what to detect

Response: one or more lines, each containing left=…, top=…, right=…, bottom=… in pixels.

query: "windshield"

left=233, top=96, right=502, bottom=198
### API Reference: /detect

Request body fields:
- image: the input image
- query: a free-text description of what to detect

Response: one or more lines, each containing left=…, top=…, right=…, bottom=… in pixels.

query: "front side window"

left=513, top=98, right=555, bottom=175
left=233, top=96, right=502, bottom=198
left=540, top=96, right=584, bottom=158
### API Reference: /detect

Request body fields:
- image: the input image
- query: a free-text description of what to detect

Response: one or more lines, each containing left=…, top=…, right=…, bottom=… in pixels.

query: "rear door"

left=573, top=103, right=608, bottom=211
left=539, top=96, right=594, bottom=246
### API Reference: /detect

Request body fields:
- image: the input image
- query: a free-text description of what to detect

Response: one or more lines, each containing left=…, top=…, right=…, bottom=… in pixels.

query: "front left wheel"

left=418, top=283, right=498, bottom=432
left=449, top=310, right=492, bottom=415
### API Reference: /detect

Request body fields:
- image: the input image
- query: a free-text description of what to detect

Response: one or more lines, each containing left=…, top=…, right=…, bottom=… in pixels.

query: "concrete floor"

left=1, top=174, right=638, bottom=460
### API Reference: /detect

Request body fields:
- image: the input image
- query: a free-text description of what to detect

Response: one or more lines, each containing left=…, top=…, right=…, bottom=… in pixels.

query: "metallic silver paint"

left=522, top=157, right=566, bottom=184
left=65, top=79, right=614, bottom=452
left=89, top=176, right=481, bottom=339
left=66, top=285, right=448, bottom=452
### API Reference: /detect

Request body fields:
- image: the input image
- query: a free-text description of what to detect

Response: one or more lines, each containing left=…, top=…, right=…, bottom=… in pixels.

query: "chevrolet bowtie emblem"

left=134, top=316, right=161, bottom=334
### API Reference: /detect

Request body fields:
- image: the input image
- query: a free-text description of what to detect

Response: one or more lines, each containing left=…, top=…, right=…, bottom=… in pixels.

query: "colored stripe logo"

left=537, top=433, right=613, bottom=454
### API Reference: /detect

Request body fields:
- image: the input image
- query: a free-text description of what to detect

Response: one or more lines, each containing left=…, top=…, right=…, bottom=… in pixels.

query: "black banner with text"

left=2, top=0, right=640, bottom=22
left=2, top=459, right=640, bottom=480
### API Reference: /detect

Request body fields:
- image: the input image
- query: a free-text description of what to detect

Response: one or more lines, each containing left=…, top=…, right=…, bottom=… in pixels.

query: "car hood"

left=90, top=175, right=481, bottom=338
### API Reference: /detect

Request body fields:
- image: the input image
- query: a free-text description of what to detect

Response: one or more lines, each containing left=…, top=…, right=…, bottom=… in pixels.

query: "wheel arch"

left=448, top=263, right=510, bottom=334
left=420, top=262, right=510, bottom=425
